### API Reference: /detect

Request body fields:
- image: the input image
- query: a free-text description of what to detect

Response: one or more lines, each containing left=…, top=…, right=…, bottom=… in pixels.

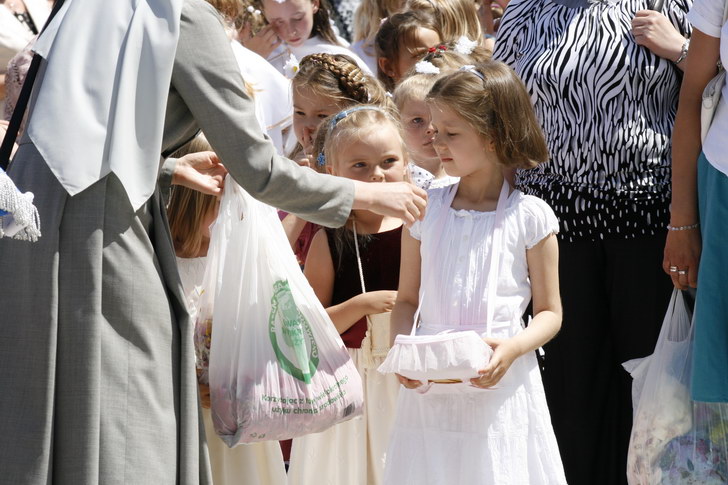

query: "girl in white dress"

left=258, top=0, right=371, bottom=75
left=385, top=61, right=567, bottom=484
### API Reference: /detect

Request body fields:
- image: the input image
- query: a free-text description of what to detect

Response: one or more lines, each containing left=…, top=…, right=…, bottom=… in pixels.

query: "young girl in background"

left=375, top=10, right=441, bottom=92
left=168, top=135, right=288, bottom=485
left=258, top=0, right=371, bottom=75
left=281, top=53, right=389, bottom=265
left=385, top=62, right=567, bottom=484
left=405, top=0, right=486, bottom=49
left=350, top=0, right=403, bottom=73
left=287, top=106, right=405, bottom=485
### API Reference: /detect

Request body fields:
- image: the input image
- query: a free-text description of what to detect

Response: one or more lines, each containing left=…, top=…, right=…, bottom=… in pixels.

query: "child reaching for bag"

left=384, top=62, right=567, bottom=484
left=287, top=106, right=405, bottom=485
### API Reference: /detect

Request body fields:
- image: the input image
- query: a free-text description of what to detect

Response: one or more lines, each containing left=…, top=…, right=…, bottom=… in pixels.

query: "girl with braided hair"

left=280, top=53, right=390, bottom=266
left=287, top=106, right=406, bottom=485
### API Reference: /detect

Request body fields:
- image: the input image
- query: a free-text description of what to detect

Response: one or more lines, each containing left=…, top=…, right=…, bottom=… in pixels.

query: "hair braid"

left=305, top=53, right=370, bottom=103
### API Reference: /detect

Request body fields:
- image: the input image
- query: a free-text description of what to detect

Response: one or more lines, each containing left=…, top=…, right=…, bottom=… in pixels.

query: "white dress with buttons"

left=383, top=185, right=567, bottom=485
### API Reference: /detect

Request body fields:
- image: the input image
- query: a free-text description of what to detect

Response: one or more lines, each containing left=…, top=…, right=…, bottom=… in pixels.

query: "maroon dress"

left=326, top=225, right=403, bottom=348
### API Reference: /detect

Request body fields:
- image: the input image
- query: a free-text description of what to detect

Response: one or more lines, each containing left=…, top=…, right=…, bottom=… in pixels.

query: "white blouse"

left=176, top=256, right=207, bottom=323
left=410, top=186, right=558, bottom=334
left=689, top=0, right=728, bottom=176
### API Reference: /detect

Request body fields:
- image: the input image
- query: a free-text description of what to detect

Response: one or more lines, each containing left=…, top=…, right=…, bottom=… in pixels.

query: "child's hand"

left=241, top=24, right=282, bottom=59
left=396, top=373, right=424, bottom=389
left=470, top=337, right=521, bottom=389
left=357, top=290, right=397, bottom=315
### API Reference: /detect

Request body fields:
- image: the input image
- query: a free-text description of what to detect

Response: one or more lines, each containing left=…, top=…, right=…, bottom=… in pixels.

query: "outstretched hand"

left=353, top=181, right=427, bottom=226
left=172, top=151, right=227, bottom=196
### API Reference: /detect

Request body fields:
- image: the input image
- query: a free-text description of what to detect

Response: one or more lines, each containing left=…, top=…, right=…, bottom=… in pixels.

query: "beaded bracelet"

left=667, top=222, right=700, bottom=231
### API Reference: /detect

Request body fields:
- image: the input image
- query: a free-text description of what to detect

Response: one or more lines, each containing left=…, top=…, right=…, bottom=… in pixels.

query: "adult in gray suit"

left=0, top=0, right=426, bottom=484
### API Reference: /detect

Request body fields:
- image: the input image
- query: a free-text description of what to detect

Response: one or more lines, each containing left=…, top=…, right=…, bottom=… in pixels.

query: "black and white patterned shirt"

left=494, top=0, right=691, bottom=241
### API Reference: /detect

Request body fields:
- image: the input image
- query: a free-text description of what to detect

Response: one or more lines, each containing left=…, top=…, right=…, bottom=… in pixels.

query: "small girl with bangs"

left=281, top=53, right=389, bottom=266
left=375, top=10, right=441, bottom=91
left=257, top=0, right=372, bottom=75
left=287, top=106, right=405, bottom=485
left=385, top=62, right=567, bottom=484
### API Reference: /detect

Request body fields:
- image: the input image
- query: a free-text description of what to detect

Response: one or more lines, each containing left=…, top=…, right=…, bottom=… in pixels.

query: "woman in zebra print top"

left=494, top=1, right=691, bottom=484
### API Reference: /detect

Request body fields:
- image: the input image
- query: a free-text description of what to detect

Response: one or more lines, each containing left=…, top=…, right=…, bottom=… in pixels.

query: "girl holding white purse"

left=287, top=105, right=406, bottom=485
left=383, top=62, right=566, bottom=484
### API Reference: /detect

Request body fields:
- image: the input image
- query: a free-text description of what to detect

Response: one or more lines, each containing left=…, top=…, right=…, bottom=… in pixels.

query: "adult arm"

left=172, top=0, right=425, bottom=228
left=632, top=10, right=690, bottom=71
left=663, top=29, right=720, bottom=289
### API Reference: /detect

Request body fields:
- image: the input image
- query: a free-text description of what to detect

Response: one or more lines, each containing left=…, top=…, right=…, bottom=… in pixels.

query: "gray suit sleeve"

left=172, top=0, right=354, bottom=228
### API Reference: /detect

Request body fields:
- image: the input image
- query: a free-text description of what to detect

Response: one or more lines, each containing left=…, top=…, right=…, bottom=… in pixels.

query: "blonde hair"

left=206, top=0, right=266, bottom=34
left=167, top=135, right=220, bottom=259
left=405, top=0, right=483, bottom=46
left=320, top=106, right=405, bottom=170
left=293, top=53, right=390, bottom=107
left=426, top=62, right=549, bottom=169
left=392, top=73, right=438, bottom=111
left=352, top=0, right=402, bottom=43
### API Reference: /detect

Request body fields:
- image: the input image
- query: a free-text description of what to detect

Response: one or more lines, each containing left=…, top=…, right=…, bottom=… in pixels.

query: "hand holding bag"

left=378, top=181, right=509, bottom=388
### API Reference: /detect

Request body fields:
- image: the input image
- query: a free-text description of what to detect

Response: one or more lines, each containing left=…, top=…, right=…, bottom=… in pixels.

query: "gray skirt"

left=0, top=142, right=211, bottom=484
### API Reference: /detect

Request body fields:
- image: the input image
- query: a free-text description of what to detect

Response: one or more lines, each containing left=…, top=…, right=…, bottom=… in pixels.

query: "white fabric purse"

left=701, top=0, right=728, bottom=142
left=378, top=181, right=509, bottom=386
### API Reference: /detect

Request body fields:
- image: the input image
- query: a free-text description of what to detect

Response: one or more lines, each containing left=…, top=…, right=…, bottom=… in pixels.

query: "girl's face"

left=399, top=97, right=437, bottom=162
left=262, top=0, right=319, bottom=47
left=330, top=122, right=407, bottom=184
left=429, top=102, right=492, bottom=178
left=389, top=27, right=441, bottom=83
left=293, top=84, right=345, bottom=155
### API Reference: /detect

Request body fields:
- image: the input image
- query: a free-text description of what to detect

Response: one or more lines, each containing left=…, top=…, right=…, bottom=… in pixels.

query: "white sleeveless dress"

left=383, top=186, right=567, bottom=485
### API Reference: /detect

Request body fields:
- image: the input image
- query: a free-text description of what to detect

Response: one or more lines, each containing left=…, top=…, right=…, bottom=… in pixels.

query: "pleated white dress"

left=177, top=256, right=288, bottom=485
left=383, top=186, right=567, bottom=485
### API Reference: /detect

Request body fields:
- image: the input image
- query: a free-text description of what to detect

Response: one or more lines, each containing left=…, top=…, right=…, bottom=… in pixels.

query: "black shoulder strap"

left=0, top=0, right=66, bottom=171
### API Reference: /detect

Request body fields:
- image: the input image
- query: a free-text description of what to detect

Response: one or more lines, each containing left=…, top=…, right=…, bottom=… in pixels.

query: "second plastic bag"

left=205, top=177, right=364, bottom=447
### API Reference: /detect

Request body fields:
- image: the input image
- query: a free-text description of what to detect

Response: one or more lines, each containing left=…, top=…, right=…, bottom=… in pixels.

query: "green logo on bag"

left=269, top=279, right=319, bottom=383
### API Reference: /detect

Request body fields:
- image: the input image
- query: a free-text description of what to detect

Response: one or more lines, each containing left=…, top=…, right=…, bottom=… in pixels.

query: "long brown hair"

left=426, top=61, right=549, bottom=169
left=404, top=0, right=483, bottom=46
left=167, top=135, right=220, bottom=259
left=374, top=10, right=439, bottom=92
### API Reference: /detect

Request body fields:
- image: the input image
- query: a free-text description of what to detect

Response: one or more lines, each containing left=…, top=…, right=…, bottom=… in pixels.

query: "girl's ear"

left=378, top=57, right=396, bottom=79
left=312, top=0, right=320, bottom=13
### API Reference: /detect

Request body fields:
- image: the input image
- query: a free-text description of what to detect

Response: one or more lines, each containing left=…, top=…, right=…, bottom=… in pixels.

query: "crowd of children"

left=166, top=0, right=565, bottom=484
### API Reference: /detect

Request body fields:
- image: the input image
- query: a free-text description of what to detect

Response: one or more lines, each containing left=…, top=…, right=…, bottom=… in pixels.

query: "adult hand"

left=396, top=373, right=424, bottom=389
left=470, top=338, right=519, bottom=389
left=240, top=24, right=282, bottom=59
left=353, top=181, right=427, bottom=227
left=632, top=10, right=686, bottom=62
left=172, top=151, right=227, bottom=196
left=663, top=229, right=701, bottom=290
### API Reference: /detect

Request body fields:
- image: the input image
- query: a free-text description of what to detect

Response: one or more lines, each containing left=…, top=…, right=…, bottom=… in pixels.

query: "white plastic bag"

left=205, top=177, right=363, bottom=446
left=625, top=290, right=693, bottom=484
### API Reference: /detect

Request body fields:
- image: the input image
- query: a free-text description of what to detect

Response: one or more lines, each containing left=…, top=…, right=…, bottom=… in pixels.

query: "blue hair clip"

left=459, top=65, right=485, bottom=82
left=316, top=152, right=326, bottom=167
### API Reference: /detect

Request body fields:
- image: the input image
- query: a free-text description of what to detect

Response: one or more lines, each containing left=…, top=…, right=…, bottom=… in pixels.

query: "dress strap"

left=352, top=220, right=367, bottom=294
left=484, top=181, right=510, bottom=338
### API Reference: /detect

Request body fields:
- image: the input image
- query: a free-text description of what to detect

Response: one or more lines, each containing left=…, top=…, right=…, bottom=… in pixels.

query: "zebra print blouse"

left=494, top=0, right=692, bottom=242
